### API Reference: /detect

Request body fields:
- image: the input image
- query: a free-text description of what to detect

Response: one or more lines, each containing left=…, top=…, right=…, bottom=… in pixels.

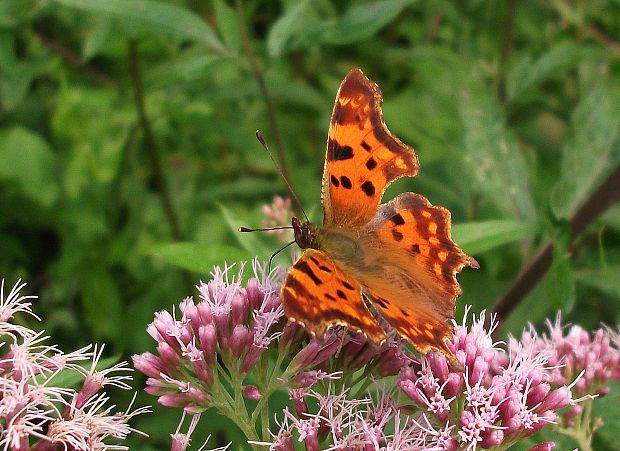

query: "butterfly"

left=280, top=68, right=478, bottom=358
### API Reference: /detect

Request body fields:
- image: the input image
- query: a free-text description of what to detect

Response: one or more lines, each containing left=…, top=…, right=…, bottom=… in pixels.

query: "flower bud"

left=528, top=442, right=556, bottom=451
left=243, top=385, right=261, bottom=400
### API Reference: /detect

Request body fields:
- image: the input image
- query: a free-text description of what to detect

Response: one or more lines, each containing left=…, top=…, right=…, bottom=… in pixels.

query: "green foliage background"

left=1, top=0, right=620, bottom=449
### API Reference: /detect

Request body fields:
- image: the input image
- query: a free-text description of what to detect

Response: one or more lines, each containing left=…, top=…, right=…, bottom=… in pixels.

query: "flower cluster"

left=136, top=260, right=620, bottom=450
left=134, top=260, right=408, bottom=449
left=0, top=279, right=149, bottom=451
left=398, top=309, right=580, bottom=450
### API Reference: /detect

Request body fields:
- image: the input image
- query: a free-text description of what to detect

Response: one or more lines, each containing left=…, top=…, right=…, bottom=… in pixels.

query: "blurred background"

left=1, top=0, right=620, bottom=448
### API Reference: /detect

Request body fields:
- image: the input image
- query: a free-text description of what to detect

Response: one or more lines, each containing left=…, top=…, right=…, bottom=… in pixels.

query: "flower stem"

left=556, top=400, right=596, bottom=451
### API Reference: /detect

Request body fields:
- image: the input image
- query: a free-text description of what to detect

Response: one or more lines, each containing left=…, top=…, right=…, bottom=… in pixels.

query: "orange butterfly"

left=280, top=68, right=478, bottom=358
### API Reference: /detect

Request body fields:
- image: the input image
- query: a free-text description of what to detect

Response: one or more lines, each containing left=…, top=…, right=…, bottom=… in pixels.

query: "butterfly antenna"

left=256, top=130, right=309, bottom=223
left=267, top=240, right=296, bottom=273
left=239, top=226, right=293, bottom=233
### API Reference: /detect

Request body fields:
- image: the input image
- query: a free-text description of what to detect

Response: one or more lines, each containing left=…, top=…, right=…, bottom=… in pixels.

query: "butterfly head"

left=291, top=217, right=317, bottom=250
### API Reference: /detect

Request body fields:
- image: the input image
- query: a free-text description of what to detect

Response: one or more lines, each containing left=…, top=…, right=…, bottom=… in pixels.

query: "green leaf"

left=575, top=265, right=620, bottom=300
left=267, top=0, right=312, bottom=57
left=452, top=220, right=536, bottom=255
left=145, top=53, right=227, bottom=87
left=322, top=0, right=415, bottom=45
left=53, top=0, right=227, bottom=54
left=459, top=89, right=536, bottom=221
left=0, top=33, right=40, bottom=111
left=149, top=242, right=251, bottom=274
left=82, top=16, right=112, bottom=60
left=550, top=82, right=620, bottom=219
left=45, top=356, right=121, bottom=388
left=219, top=203, right=271, bottom=257
left=81, top=266, right=122, bottom=340
left=506, top=41, right=584, bottom=101
left=545, top=235, right=575, bottom=311
left=0, top=127, right=58, bottom=207
left=592, top=381, right=620, bottom=449
left=214, top=0, right=241, bottom=52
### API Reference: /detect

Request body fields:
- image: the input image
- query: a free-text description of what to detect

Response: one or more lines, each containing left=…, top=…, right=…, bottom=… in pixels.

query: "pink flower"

left=0, top=278, right=148, bottom=450
left=136, top=259, right=620, bottom=450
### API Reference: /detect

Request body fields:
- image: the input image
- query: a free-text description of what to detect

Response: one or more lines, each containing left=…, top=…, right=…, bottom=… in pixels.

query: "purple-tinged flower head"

left=526, top=314, right=620, bottom=397
left=0, top=278, right=148, bottom=450
left=399, top=309, right=592, bottom=449
left=136, top=260, right=286, bottom=413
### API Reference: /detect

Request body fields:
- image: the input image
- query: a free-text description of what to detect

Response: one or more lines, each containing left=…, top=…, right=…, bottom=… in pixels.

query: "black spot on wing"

left=392, top=230, right=403, bottom=241
left=325, top=293, right=337, bottom=301
left=373, top=297, right=389, bottom=309
left=296, top=260, right=322, bottom=286
left=391, top=214, right=405, bottom=225
left=365, top=158, right=377, bottom=170
left=330, top=175, right=340, bottom=187
left=332, top=103, right=345, bottom=125
left=336, top=290, right=347, bottom=300
left=327, top=139, right=354, bottom=161
left=361, top=181, right=375, bottom=197
left=318, top=265, right=333, bottom=273
left=340, top=176, right=352, bottom=189
left=284, top=276, right=315, bottom=303
left=361, top=140, right=372, bottom=151
left=342, top=280, right=355, bottom=291
left=411, top=244, right=420, bottom=254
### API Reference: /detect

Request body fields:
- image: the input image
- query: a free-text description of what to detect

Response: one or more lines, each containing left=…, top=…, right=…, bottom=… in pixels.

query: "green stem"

left=555, top=399, right=595, bottom=451
left=127, top=40, right=193, bottom=292
left=235, top=0, right=297, bottom=208
left=251, top=349, right=288, bottom=423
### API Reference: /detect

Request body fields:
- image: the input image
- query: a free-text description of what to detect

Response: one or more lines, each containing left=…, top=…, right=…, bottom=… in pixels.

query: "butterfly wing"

left=280, top=249, right=387, bottom=343
left=322, top=68, right=419, bottom=227
left=357, top=192, right=478, bottom=355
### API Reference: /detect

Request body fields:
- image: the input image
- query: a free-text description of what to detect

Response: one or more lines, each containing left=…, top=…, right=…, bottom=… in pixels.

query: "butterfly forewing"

left=321, top=69, right=420, bottom=227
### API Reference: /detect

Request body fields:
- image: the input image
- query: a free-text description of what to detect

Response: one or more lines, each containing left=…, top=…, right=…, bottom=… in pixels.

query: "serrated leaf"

left=149, top=242, right=252, bottom=274
left=506, top=41, right=583, bottom=101
left=550, top=82, right=620, bottom=219
left=53, top=0, right=227, bottom=54
left=322, top=0, right=415, bottom=45
left=452, top=220, right=536, bottom=255
left=0, top=127, right=58, bottom=207
left=459, top=89, right=535, bottom=221
left=267, top=0, right=312, bottom=57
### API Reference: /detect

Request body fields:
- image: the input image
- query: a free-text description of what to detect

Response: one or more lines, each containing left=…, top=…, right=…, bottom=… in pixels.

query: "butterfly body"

left=281, top=69, right=477, bottom=359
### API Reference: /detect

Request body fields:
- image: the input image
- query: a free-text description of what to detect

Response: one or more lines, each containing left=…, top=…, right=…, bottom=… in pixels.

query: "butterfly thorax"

left=291, top=217, right=364, bottom=264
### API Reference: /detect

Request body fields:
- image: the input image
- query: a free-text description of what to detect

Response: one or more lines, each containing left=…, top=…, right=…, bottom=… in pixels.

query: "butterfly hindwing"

left=280, top=249, right=387, bottom=343
left=321, top=68, right=420, bottom=227
left=359, top=192, right=477, bottom=355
